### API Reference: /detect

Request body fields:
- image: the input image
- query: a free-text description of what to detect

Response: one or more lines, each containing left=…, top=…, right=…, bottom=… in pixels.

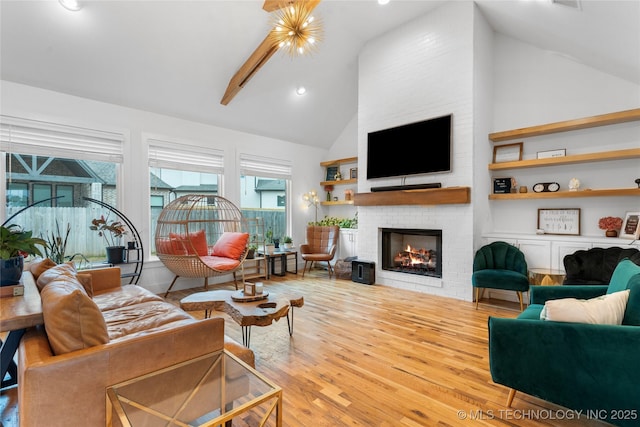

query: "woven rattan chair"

left=155, top=195, right=249, bottom=297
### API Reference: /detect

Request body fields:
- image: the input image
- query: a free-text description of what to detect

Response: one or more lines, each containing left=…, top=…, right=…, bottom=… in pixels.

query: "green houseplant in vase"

left=265, top=228, right=275, bottom=255
left=282, top=235, right=293, bottom=249
left=0, top=224, right=47, bottom=286
left=90, top=215, right=128, bottom=264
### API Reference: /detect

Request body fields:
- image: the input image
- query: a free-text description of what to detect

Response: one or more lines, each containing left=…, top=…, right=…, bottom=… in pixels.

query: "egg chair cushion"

left=201, top=256, right=242, bottom=272
left=212, top=232, right=249, bottom=260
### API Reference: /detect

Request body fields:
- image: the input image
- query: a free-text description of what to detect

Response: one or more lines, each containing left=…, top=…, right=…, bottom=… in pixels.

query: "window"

left=239, top=154, right=292, bottom=242
left=6, top=182, right=28, bottom=207
left=57, top=185, right=74, bottom=207
left=2, top=115, right=124, bottom=262
left=148, top=138, right=224, bottom=254
left=33, top=184, right=52, bottom=206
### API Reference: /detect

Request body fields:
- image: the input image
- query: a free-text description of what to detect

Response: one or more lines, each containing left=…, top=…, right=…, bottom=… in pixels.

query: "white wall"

left=488, top=34, right=640, bottom=238
left=1, top=81, right=327, bottom=294
left=472, top=2, right=495, bottom=251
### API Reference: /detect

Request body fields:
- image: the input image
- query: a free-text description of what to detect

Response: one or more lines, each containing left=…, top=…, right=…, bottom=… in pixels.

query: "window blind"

left=239, top=153, right=292, bottom=179
left=148, top=138, right=224, bottom=174
left=0, top=115, right=124, bottom=163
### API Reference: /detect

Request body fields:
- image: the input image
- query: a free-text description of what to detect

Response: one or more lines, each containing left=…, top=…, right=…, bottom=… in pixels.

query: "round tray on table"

left=231, top=290, right=269, bottom=302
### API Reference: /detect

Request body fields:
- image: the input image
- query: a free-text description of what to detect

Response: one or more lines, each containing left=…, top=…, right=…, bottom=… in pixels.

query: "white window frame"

left=239, top=153, right=292, bottom=237
left=1, top=115, right=125, bottom=219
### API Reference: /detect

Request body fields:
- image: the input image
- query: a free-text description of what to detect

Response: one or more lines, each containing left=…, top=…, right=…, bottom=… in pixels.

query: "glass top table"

left=106, top=349, right=282, bottom=427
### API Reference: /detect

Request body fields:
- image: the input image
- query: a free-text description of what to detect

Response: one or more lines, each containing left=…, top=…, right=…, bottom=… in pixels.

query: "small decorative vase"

left=326, top=191, right=331, bottom=201
left=605, top=230, right=618, bottom=238
left=0, top=256, right=24, bottom=286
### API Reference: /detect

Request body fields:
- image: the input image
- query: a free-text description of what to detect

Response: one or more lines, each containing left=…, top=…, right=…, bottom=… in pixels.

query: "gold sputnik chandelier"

left=270, top=2, right=323, bottom=57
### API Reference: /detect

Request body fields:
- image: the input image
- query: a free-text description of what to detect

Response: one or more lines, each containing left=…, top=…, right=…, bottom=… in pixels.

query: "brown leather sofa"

left=18, top=262, right=254, bottom=427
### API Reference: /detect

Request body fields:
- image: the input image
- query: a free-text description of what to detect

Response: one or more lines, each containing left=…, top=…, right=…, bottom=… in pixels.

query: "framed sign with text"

left=621, top=211, right=640, bottom=239
left=537, top=208, right=581, bottom=235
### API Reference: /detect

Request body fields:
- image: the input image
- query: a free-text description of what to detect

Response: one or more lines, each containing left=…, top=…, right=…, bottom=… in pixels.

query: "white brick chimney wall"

left=356, top=1, right=490, bottom=301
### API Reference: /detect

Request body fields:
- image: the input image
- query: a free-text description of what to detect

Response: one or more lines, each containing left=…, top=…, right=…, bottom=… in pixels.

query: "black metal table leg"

left=241, top=325, right=252, bottom=348
left=1, top=329, right=25, bottom=388
left=287, top=308, right=295, bottom=336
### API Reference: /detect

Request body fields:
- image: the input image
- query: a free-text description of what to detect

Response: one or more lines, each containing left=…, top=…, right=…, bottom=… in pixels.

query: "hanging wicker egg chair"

left=155, top=194, right=249, bottom=297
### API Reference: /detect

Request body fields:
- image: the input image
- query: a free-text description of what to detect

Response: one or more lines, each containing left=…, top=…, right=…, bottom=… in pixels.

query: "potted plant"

left=44, top=221, right=88, bottom=266
left=43, top=220, right=71, bottom=265
left=90, top=215, right=128, bottom=264
left=265, top=228, right=275, bottom=255
left=282, top=235, right=293, bottom=249
left=247, top=243, right=258, bottom=259
left=0, top=224, right=47, bottom=286
left=599, top=216, right=623, bottom=237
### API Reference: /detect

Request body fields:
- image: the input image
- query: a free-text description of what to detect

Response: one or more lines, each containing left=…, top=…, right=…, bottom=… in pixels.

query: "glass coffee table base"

left=106, top=350, right=282, bottom=427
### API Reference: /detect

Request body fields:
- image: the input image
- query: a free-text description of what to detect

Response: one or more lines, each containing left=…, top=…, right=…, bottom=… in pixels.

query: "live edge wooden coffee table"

left=180, top=289, right=304, bottom=347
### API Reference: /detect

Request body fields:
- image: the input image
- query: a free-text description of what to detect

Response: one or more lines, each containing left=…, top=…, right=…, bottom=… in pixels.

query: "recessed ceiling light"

left=59, top=0, right=82, bottom=12
left=378, top=0, right=390, bottom=5
left=296, top=86, right=307, bottom=96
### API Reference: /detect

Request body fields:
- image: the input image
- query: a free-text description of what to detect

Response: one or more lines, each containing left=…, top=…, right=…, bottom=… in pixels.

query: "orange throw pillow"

left=157, top=238, right=187, bottom=255
left=29, top=258, right=57, bottom=280
left=212, top=232, right=249, bottom=260
left=169, top=230, right=208, bottom=256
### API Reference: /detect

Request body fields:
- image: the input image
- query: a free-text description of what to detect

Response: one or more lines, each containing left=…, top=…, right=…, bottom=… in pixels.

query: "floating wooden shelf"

left=321, top=178, right=356, bottom=187
left=320, top=156, right=357, bottom=167
left=488, top=108, right=640, bottom=142
left=321, top=200, right=354, bottom=206
left=354, top=187, right=470, bottom=206
left=489, top=188, right=640, bottom=200
left=488, top=148, right=640, bottom=171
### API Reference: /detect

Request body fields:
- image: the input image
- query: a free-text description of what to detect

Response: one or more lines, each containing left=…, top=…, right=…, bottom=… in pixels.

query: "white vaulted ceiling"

left=1, top=0, right=638, bottom=149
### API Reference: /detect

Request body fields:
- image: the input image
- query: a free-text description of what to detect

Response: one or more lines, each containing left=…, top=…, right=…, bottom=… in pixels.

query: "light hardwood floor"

left=1, top=269, right=613, bottom=427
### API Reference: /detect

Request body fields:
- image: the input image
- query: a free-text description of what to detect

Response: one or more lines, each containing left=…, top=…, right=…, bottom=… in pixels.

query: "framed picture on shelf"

left=537, top=208, right=581, bottom=236
left=536, top=148, right=566, bottom=159
left=350, top=168, right=357, bottom=179
left=493, top=177, right=512, bottom=194
left=620, top=211, right=640, bottom=239
left=325, top=166, right=338, bottom=181
left=493, top=142, right=523, bottom=163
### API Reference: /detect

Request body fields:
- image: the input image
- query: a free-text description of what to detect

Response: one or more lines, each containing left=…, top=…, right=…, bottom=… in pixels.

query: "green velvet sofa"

left=488, top=259, right=640, bottom=427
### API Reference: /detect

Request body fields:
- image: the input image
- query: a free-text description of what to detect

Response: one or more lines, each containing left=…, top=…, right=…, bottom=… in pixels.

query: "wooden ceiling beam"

left=220, top=35, right=279, bottom=105
left=220, top=0, right=321, bottom=105
left=262, top=0, right=286, bottom=12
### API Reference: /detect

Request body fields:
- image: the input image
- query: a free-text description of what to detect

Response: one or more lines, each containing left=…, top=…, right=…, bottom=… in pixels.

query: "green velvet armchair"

left=472, top=241, right=529, bottom=311
left=488, top=259, right=640, bottom=427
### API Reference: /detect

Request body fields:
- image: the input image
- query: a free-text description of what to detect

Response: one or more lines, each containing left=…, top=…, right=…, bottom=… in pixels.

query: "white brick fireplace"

left=354, top=1, right=493, bottom=301
left=356, top=203, right=474, bottom=300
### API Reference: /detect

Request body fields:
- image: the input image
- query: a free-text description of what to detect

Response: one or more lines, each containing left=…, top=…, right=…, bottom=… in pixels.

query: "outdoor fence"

left=7, top=206, right=286, bottom=259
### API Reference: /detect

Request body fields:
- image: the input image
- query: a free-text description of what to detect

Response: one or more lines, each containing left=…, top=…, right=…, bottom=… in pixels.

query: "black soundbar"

left=370, top=183, right=442, bottom=192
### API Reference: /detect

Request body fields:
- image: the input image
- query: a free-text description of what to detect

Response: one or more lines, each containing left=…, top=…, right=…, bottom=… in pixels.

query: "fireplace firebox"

left=381, top=228, right=442, bottom=278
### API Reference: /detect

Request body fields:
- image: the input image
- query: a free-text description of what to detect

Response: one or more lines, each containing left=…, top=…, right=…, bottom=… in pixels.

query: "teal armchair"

left=488, top=259, right=640, bottom=427
left=473, top=241, right=529, bottom=311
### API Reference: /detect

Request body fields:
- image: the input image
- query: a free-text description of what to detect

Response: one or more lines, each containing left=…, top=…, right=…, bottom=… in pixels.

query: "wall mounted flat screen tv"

left=367, top=114, right=452, bottom=180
